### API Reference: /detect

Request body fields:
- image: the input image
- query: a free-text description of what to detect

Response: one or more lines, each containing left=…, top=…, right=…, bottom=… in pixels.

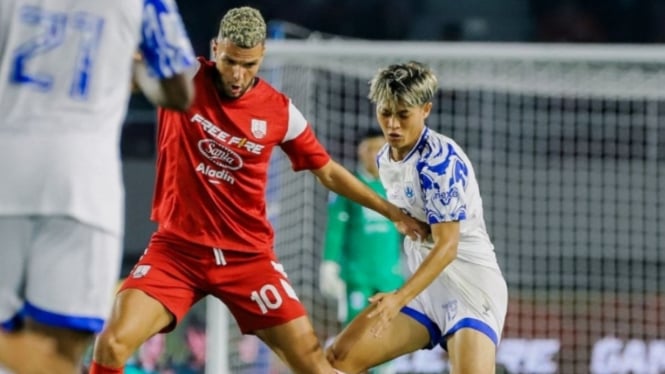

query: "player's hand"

left=319, top=261, right=346, bottom=300
left=366, top=291, right=405, bottom=338
left=392, top=210, right=429, bottom=241
left=1, top=331, right=70, bottom=374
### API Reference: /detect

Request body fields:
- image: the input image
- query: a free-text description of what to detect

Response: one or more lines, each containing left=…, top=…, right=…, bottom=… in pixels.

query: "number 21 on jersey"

left=9, top=5, right=104, bottom=100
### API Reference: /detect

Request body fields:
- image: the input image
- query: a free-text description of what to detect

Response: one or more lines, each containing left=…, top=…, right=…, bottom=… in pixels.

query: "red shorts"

left=119, top=230, right=306, bottom=333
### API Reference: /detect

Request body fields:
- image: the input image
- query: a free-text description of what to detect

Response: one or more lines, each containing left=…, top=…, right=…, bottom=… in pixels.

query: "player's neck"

left=390, top=146, right=410, bottom=161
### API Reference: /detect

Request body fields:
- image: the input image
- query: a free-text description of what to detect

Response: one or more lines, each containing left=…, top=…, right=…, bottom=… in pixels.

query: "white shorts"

left=401, top=245, right=508, bottom=350
left=0, top=216, right=121, bottom=333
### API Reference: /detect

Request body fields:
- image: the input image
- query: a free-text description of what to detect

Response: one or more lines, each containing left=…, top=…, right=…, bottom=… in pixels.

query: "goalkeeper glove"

left=319, top=261, right=346, bottom=300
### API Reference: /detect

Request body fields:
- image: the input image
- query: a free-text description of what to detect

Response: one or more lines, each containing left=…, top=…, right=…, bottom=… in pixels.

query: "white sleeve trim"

left=283, top=100, right=308, bottom=143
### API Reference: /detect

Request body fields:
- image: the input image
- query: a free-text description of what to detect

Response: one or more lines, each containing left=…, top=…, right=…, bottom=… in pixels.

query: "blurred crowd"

left=175, top=0, right=665, bottom=55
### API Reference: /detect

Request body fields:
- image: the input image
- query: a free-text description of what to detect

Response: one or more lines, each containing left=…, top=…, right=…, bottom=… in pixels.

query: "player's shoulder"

left=141, top=0, right=181, bottom=13
left=194, top=56, right=217, bottom=76
left=413, top=128, right=462, bottom=169
left=253, top=77, right=291, bottom=106
left=184, top=58, right=215, bottom=97
left=422, top=128, right=465, bottom=157
left=196, top=56, right=212, bottom=67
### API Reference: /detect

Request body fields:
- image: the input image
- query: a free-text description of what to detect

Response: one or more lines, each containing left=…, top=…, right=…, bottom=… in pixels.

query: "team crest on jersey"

left=132, top=265, right=151, bottom=278
left=251, top=119, right=267, bottom=139
left=404, top=182, right=416, bottom=205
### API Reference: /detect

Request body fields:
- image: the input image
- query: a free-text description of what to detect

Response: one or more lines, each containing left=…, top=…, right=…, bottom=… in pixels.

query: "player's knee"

left=324, top=343, right=334, bottom=357
left=326, top=342, right=360, bottom=373
left=93, top=328, right=137, bottom=365
left=325, top=345, right=338, bottom=365
left=326, top=339, right=351, bottom=363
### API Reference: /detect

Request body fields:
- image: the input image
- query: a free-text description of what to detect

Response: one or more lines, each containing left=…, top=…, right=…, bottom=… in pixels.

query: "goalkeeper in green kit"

left=320, top=128, right=404, bottom=325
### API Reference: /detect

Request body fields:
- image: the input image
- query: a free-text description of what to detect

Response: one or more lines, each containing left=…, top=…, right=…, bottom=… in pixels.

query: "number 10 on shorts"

left=250, top=280, right=299, bottom=314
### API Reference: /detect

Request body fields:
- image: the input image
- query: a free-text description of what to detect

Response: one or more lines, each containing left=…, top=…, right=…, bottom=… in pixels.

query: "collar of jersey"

left=392, top=126, right=430, bottom=163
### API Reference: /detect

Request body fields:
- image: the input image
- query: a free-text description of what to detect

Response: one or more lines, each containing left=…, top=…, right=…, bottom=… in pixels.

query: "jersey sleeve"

left=323, top=192, right=350, bottom=263
left=139, top=0, right=196, bottom=79
left=419, top=142, right=469, bottom=224
left=280, top=100, right=331, bottom=171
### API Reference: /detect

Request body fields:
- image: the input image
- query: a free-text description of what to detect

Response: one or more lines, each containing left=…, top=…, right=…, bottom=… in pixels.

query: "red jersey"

left=151, top=57, right=331, bottom=252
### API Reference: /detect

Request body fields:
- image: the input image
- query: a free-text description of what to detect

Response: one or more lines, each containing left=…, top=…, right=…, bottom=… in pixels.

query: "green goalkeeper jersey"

left=323, top=170, right=403, bottom=289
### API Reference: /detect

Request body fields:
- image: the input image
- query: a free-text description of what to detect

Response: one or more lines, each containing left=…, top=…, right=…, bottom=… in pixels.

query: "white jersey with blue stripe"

left=0, top=0, right=194, bottom=234
left=378, top=127, right=499, bottom=269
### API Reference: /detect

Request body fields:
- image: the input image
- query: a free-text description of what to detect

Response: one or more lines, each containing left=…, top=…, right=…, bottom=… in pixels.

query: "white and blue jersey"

left=0, top=0, right=194, bottom=333
left=378, top=127, right=507, bottom=350
left=0, top=0, right=195, bottom=235
left=378, top=127, right=498, bottom=269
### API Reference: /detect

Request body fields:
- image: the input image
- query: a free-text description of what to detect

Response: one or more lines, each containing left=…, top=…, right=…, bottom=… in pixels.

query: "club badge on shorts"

left=132, top=265, right=151, bottom=278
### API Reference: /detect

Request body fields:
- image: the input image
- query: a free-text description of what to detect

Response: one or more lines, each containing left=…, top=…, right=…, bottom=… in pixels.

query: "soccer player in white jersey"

left=327, top=61, right=508, bottom=374
left=0, top=0, right=195, bottom=372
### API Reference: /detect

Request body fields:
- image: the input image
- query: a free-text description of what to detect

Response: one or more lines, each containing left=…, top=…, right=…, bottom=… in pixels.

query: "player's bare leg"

left=17, top=319, right=93, bottom=374
left=91, top=289, right=173, bottom=369
left=326, top=307, right=430, bottom=374
left=0, top=329, right=72, bottom=374
left=254, top=315, right=340, bottom=374
left=446, top=328, right=496, bottom=374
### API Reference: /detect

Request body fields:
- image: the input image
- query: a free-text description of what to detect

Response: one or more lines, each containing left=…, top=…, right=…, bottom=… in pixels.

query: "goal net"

left=220, top=41, right=665, bottom=374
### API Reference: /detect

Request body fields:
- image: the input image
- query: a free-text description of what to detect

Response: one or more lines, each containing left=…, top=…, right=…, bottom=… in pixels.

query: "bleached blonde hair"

left=217, top=6, right=266, bottom=48
left=368, top=61, right=438, bottom=109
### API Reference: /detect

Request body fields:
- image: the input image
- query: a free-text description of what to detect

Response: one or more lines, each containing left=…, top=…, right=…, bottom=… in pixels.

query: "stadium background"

left=115, top=1, right=664, bottom=373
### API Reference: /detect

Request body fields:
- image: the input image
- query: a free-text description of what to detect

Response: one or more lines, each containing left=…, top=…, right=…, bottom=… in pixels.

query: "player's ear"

left=422, top=102, right=433, bottom=119
left=209, top=38, right=216, bottom=57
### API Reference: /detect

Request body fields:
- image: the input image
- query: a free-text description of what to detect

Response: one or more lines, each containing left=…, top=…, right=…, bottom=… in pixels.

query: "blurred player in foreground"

left=327, top=61, right=508, bottom=374
left=320, top=128, right=403, bottom=374
left=0, top=0, right=195, bottom=372
left=89, top=6, right=426, bottom=374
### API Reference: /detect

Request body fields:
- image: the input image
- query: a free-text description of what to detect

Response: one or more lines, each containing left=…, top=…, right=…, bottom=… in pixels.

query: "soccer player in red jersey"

left=89, top=6, right=426, bottom=374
